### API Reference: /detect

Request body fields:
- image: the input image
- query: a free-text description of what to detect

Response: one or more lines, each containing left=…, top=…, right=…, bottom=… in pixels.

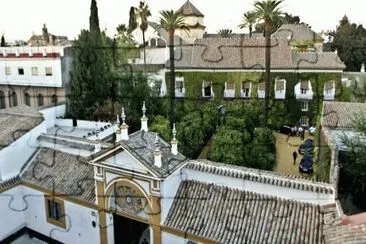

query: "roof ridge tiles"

left=185, top=160, right=334, bottom=194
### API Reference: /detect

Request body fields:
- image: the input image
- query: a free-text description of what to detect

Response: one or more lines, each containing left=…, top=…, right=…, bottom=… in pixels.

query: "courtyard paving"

left=273, top=131, right=314, bottom=178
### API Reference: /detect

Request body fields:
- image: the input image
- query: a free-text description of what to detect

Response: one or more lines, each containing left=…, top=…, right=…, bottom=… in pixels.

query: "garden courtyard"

left=273, top=131, right=314, bottom=177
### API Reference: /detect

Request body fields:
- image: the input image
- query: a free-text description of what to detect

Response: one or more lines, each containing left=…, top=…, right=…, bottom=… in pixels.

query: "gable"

left=103, top=149, right=156, bottom=176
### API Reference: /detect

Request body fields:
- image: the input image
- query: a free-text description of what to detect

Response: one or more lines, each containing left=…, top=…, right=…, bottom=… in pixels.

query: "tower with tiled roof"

left=175, top=0, right=206, bottom=43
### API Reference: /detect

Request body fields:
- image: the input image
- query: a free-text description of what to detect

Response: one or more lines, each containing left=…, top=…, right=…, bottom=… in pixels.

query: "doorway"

left=113, top=214, right=150, bottom=244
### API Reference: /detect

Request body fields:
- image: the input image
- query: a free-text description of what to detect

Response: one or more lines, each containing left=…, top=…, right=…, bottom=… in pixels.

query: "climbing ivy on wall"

left=165, top=71, right=343, bottom=128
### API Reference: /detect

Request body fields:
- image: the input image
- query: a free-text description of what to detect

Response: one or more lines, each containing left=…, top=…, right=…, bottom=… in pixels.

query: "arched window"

left=37, top=93, right=44, bottom=107
left=24, top=93, right=31, bottom=106
left=0, top=90, right=5, bottom=109
left=51, top=94, right=58, bottom=104
left=9, top=91, right=17, bottom=107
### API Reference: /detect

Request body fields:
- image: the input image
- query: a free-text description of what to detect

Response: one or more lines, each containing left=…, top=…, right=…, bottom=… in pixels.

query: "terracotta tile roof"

left=273, top=24, right=324, bottom=42
left=21, top=148, right=95, bottom=204
left=322, top=102, right=366, bottom=128
left=169, top=38, right=345, bottom=70
left=0, top=176, right=21, bottom=192
left=119, top=130, right=186, bottom=178
left=176, top=1, right=204, bottom=17
left=185, top=160, right=334, bottom=194
left=164, top=180, right=338, bottom=244
left=292, top=52, right=346, bottom=70
left=0, top=105, right=44, bottom=150
left=323, top=222, right=366, bottom=244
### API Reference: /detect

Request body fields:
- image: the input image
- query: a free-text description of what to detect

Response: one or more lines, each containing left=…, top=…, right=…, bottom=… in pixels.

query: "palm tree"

left=238, top=11, right=257, bottom=38
left=254, top=0, right=283, bottom=127
left=129, top=1, right=151, bottom=69
left=158, top=10, right=188, bottom=128
left=217, top=29, right=233, bottom=38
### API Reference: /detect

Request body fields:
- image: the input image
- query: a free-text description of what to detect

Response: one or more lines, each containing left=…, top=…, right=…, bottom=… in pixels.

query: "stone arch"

left=105, top=178, right=152, bottom=219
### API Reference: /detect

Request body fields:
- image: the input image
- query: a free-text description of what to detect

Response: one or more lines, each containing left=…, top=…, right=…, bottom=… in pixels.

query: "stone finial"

left=116, top=114, right=119, bottom=124
left=120, top=107, right=129, bottom=140
left=121, top=107, right=126, bottom=125
left=154, top=133, right=162, bottom=167
left=171, top=123, right=178, bottom=155
left=141, top=101, right=148, bottom=132
left=361, top=63, right=365, bottom=73
left=142, top=101, right=146, bottom=117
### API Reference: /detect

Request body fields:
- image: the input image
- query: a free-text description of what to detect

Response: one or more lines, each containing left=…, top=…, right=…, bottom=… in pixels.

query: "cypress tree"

left=1, top=35, right=5, bottom=47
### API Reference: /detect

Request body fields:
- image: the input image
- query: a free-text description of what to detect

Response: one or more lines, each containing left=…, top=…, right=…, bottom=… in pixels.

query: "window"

left=5, top=67, right=11, bottom=75
left=44, top=195, right=66, bottom=228
left=241, top=81, right=251, bottom=97
left=45, top=67, right=52, bottom=76
left=9, top=91, right=17, bottom=107
left=18, top=67, right=24, bottom=75
left=202, top=81, right=213, bottom=97
left=31, top=67, right=38, bottom=76
left=0, top=90, right=5, bottom=109
left=152, top=180, right=160, bottom=190
left=299, top=116, right=309, bottom=126
left=51, top=94, right=58, bottom=104
left=37, top=94, right=44, bottom=107
left=300, top=81, right=309, bottom=94
left=325, top=81, right=334, bottom=94
left=275, top=79, right=286, bottom=92
left=175, top=77, right=184, bottom=94
left=224, top=81, right=235, bottom=98
left=24, top=93, right=31, bottom=106
left=301, top=101, right=308, bottom=111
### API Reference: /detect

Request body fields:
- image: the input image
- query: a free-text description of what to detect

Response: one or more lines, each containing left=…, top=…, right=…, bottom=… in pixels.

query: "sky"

left=0, top=0, right=364, bottom=42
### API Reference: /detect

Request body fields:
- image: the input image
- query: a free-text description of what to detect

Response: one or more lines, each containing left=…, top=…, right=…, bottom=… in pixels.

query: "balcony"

left=274, top=79, right=286, bottom=99
left=175, top=87, right=186, bottom=98
left=295, top=81, right=313, bottom=100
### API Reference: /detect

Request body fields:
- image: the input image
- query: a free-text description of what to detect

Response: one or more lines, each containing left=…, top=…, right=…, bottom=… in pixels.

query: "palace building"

left=0, top=103, right=364, bottom=243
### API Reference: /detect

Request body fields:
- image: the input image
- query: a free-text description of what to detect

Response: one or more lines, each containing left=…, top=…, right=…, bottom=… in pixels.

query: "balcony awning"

left=226, top=81, right=235, bottom=89
left=325, top=81, right=334, bottom=90
left=242, top=81, right=251, bottom=89
left=258, top=82, right=265, bottom=90
left=276, top=80, right=285, bottom=90
left=300, top=80, right=309, bottom=89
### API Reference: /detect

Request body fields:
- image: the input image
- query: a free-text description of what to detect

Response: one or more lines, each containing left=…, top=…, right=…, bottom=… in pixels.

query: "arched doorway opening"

left=106, top=179, right=152, bottom=244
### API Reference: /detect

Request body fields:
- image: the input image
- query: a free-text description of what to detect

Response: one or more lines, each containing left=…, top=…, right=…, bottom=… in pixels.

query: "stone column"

left=150, top=195, right=161, bottom=244
left=96, top=179, right=108, bottom=244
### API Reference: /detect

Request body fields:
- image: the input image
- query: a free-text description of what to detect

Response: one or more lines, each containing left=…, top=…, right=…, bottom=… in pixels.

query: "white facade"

left=0, top=46, right=69, bottom=88
left=0, top=186, right=99, bottom=243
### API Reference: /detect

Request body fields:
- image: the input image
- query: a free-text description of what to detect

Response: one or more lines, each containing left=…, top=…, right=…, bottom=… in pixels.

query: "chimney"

left=171, top=123, right=178, bottom=155
left=154, top=134, right=162, bottom=168
left=120, top=107, right=129, bottom=140
left=141, top=101, right=148, bottom=131
left=361, top=63, right=365, bottom=73
left=94, top=143, right=101, bottom=153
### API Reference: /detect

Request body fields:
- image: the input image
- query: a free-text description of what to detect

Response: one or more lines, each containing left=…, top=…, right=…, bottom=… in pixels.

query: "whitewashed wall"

left=39, top=104, right=66, bottom=128
left=0, top=186, right=26, bottom=240
left=160, top=169, right=183, bottom=223
left=23, top=186, right=100, bottom=244
left=0, top=121, right=45, bottom=181
left=162, top=231, right=188, bottom=244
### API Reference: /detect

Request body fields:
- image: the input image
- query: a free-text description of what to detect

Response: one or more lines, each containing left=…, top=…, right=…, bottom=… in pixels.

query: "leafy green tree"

left=158, top=10, right=188, bottom=128
left=150, top=115, right=171, bottom=142
left=208, top=126, right=246, bottom=165
left=217, top=29, right=233, bottom=38
left=238, top=11, right=257, bottom=38
left=331, top=15, right=366, bottom=71
left=128, top=1, right=151, bottom=69
left=341, top=112, right=366, bottom=207
left=68, top=0, right=113, bottom=119
left=254, top=0, right=284, bottom=127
